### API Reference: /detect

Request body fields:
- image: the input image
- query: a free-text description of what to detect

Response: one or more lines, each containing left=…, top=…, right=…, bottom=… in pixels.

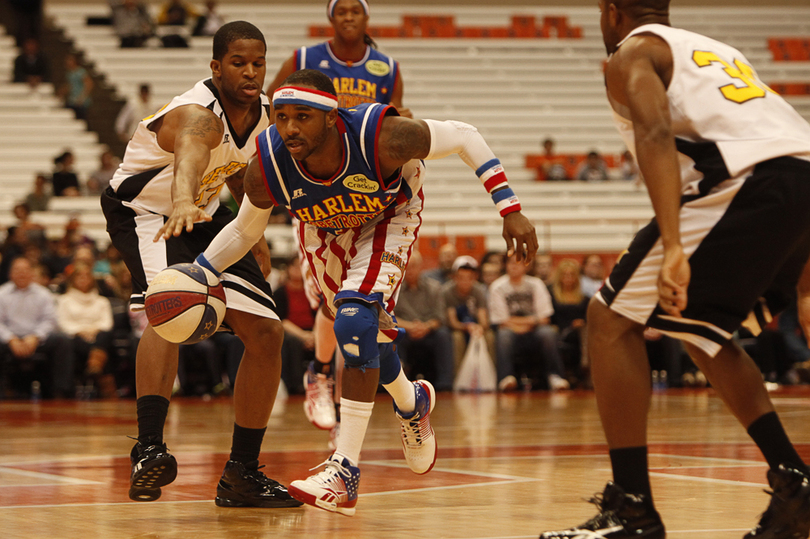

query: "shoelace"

left=314, top=375, right=334, bottom=408
left=400, top=414, right=428, bottom=448
left=576, top=491, right=622, bottom=530
left=243, top=463, right=280, bottom=487
left=308, top=458, right=350, bottom=485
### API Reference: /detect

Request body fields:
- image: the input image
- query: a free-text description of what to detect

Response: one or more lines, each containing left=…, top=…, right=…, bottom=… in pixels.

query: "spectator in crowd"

left=443, top=255, right=494, bottom=373
left=423, top=243, right=458, bottom=285
left=538, top=137, right=569, bottom=182
left=480, top=261, right=502, bottom=288
left=620, top=149, right=640, bottom=183
left=549, top=258, right=590, bottom=387
left=156, top=0, right=198, bottom=26
left=87, top=148, right=121, bottom=195
left=533, top=252, right=555, bottom=286
left=13, top=37, right=50, bottom=90
left=396, top=252, right=455, bottom=392
left=59, top=54, right=93, bottom=120
left=481, top=250, right=505, bottom=275
left=576, top=151, right=609, bottom=183
left=275, top=256, right=317, bottom=395
left=51, top=151, right=81, bottom=197
left=115, top=84, right=155, bottom=142
left=56, top=261, right=116, bottom=397
left=25, top=173, right=51, bottom=211
left=0, top=227, right=29, bottom=284
left=111, top=0, right=155, bottom=48
left=193, top=0, right=224, bottom=36
left=12, top=202, right=46, bottom=249
left=0, top=257, right=74, bottom=398
left=580, top=254, right=606, bottom=298
left=489, top=254, right=569, bottom=391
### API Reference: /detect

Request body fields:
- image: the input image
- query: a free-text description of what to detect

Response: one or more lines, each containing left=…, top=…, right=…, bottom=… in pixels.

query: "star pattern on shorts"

left=405, top=209, right=415, bottom=219
left=401, top=226, right=409, bottom=236
left=387, top=274, right=396, bottom=289
left=397, top=245, right=405, bottom=256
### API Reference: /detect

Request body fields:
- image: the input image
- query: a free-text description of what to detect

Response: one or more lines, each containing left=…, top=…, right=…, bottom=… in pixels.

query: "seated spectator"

left=620, top=149, right=640, bottom=183
left=274, top=256, right=316, bottom=394
left=111, top=0, right=155, bottom=48
left=549, top=258, right=590, bottom=387
left=56, top=262, right=116, bottom=397
left=193, top=0, right=224, bottom=36
left=12, top=202, right=46, bottom=248
left=481, top=250, right=505, bottom=274
left=86, top=148, right=120, bottom=195
left=442, top=255, right=495, bottom=374
left=480, top=261, right=502, bottom=288
left=156, top=0, right=197, bottom=48
left=13, top=37, right=50, bottom=90
left=489, top=254, right=569, bottom=391
left=395, top=252, right=454, bottom=392
left=58, top=54, right=93, bottom=120
left=580, top=254, right=606, bottom=298
left=24, top=173, right=51, bottom=211
left=115, top=83, right=155, bottom=142
left=0, top=257, right=74, bottom=398
left=51, top=150, right=81, bottom=196
left=576, top=151, right=609, bottom=182
left=533, top=252, right=555, bottom=286
left=537, top=137, right=569, bottom=182
left=423, top=243, right=457, bottom=285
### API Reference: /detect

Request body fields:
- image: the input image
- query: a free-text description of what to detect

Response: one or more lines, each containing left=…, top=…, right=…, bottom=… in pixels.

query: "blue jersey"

left=295, top=42, right=398, bottom=109
left=256, top=103, right=424, bottom=235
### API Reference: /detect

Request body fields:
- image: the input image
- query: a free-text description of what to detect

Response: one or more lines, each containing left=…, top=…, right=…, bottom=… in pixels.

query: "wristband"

left=194, top=254, right=222, bottom=278
left=491, top=187, right=522, bottom=217
left=476, top=158, right=509, bottom=193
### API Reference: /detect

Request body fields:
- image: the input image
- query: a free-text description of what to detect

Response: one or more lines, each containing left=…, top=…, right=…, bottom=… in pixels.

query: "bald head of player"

left=273, top=69, right=340, bottom=162
left=599, top=0, right=670, bottom=54
left=210, top=21, right=267, bottom=107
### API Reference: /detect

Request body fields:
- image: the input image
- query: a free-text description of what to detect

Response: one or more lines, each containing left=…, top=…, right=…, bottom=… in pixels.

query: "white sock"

left=314, top=308, right=337, bottom=365
left=334, top=398, right=374, bottom=466
left=383, top=369, right=415, bottom=414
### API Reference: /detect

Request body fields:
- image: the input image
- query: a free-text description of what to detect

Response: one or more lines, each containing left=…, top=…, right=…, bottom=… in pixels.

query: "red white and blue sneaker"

left=394, top=380, right=437, bottom=475
left=288, top=454, right=360, bottom=516
left=303, top=361, right=336, bottom=430
left=540, top=482, right=665, bottom=538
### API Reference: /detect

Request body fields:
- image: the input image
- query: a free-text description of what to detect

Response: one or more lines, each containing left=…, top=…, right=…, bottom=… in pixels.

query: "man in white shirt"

left=488, top=255, right=568, bottom=391
left=115, top=83, right=156, bottom=142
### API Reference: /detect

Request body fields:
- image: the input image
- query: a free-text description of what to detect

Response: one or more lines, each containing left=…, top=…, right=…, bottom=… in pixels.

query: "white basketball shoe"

left=288, top=454, right=360, bottom=516
left=394, top=380, right=437, bottom=475
left=303, top=361, right=336, bottom=430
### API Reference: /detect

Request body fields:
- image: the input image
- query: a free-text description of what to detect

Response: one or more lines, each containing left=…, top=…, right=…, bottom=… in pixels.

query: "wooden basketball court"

left=2, top=387, right=809, bottom=538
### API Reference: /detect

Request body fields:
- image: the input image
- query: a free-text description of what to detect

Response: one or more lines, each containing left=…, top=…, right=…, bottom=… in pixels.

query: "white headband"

left=328, top=0, right=369, bottom=18
left=273, top=86, right=338, bottom=111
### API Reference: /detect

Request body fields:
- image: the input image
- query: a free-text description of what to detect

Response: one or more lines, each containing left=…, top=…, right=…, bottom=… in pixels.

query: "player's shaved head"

left=282, top=69, right=338, bottom=97
left=609, top=0, right=669, bottom=19
left=213, top=21, right=266, bottom=61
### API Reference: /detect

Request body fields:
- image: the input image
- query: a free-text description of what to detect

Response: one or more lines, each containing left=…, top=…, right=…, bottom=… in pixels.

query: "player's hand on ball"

left=502, top=211, right=538, bottom=264
left=154, top=200, right=213, bottom=241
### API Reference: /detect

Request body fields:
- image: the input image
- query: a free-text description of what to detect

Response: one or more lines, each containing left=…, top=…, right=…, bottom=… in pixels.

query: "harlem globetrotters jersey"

left=610, top=24, right=810, bottom=193
left=256, top=102, right=424, bottom=234
left=295, top=42, right=398, bottom=108
left=110, top=79, right=272, bottom=217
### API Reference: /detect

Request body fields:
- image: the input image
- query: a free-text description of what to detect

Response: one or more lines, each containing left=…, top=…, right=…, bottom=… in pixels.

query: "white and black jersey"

left=102, top=79, right=278, bottom=319
left=599, top=25, right=810, bottom=357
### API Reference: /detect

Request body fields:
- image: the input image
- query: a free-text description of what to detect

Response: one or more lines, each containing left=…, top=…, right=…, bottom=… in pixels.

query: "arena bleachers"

left=1, top=4, right=808, bottom=255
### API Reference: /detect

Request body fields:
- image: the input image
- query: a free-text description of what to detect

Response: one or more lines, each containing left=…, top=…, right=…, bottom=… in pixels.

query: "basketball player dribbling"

left=266, top=0, right=412, bottom=445
left=101, top=21, right=300, bottom=508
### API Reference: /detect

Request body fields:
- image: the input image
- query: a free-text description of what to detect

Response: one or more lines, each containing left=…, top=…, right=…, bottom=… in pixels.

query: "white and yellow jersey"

left=610, top=24, right=810, bottom=193
left=110, top=78, right=272, bottom=216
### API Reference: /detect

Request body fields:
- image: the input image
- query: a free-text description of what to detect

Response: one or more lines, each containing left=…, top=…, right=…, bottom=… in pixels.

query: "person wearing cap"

left=266, top=0, right=412, bottom=440
left=442, top=255, right=495, bottom=372
left=194, top=68, right=537, bottom=514
left=395, top=251, right=454, bottom=392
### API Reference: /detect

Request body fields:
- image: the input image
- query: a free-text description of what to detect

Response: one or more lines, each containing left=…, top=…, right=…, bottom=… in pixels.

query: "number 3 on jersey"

left=692, top=50, right=776, bottom=104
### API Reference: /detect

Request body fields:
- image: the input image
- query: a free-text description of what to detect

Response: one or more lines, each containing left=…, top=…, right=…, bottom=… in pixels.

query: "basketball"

left=144, top=263, right=227, bottom=344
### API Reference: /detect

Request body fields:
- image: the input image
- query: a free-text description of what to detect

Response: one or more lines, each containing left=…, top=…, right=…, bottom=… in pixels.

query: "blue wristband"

left=194, top=254, right=222, bottom=278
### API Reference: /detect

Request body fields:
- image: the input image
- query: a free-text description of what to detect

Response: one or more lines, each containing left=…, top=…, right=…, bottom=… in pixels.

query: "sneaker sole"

left=288, top=484, right=356, bottom=516
left=214, top=492, right=304, bottom=508
left=129, top=456, right=177, bottom=502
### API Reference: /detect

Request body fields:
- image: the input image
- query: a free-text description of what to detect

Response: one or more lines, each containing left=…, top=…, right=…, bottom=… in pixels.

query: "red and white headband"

left=328, top=0, right=369, bottom=18
left=272, top=86, right=338, bottom=111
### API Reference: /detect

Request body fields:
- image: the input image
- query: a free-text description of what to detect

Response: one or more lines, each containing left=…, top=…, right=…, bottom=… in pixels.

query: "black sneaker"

left=745, top=465, right=810, bottom=539
left=129, top=441, right=178, bottom=502
left=215, top=460, right=303, bottom=508
left=540, top=482, right=665, bottom=538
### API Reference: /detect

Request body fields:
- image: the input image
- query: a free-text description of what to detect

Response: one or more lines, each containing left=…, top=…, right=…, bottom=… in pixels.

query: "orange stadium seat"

left=768, top=38, right=810, bottom=61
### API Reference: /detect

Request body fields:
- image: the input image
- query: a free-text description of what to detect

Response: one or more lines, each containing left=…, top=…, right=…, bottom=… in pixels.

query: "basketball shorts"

left=291, top=217, right=325, bottom=311
left=101, top=188, right=279, bottom=321
left=298, top=189, right=425, bottom=342
left=597, top=156, right=810, bottom=357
